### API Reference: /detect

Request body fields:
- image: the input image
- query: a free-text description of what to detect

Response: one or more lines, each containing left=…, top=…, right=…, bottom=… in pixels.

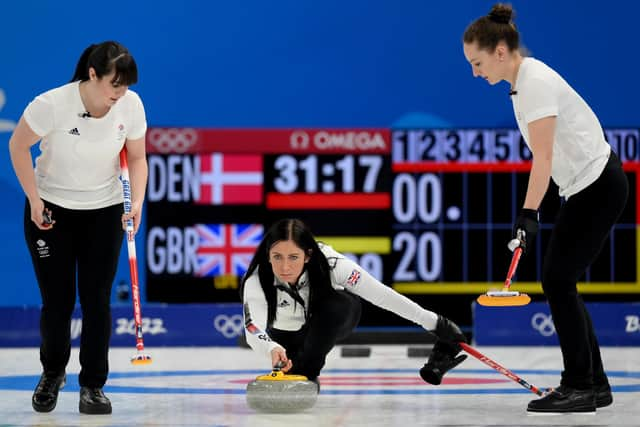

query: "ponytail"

left=70, top=44, right=97, bottom=82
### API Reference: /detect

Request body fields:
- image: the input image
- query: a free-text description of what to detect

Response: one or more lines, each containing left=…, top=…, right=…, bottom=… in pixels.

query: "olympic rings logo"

left=147, top=128, right=198, bottom=153
left=213, top=314, right=244, bottom=338
left=531, top=312, right=556, bottom=337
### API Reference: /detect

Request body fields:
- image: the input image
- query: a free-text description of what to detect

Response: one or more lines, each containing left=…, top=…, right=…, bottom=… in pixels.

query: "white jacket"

left=242, top=243, right=436, bottom=358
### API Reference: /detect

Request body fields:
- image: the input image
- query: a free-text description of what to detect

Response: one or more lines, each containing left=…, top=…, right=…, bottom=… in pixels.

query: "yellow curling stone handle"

left=256, top=370, right=309, bottom=381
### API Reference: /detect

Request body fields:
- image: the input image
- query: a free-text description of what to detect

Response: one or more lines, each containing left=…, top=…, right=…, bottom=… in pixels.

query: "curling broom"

left=120, top=148, right=152, bottom=365
left=477, top=242, right=531, bottom=307
left=460, top=342, right=545, bottom=396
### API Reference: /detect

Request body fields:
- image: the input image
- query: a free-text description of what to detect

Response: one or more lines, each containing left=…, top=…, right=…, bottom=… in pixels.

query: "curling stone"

left=246, top=366, right=318, bottom=413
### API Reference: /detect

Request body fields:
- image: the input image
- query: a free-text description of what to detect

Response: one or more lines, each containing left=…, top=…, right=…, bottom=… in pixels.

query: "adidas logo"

left=278, top=299, right=291, bottom=308
left=68, top=128, right=80, bottom=136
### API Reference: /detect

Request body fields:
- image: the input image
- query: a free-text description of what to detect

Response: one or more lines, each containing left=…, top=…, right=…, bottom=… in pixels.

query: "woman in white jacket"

left=240, top=218, right=467, bottom=386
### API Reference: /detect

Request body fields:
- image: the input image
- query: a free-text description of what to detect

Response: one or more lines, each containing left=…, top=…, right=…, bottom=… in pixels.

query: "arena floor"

left=0, top=345, right=638, bottom=426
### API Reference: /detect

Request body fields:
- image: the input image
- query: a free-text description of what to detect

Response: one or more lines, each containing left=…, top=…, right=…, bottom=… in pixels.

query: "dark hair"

left=463, top=3, right=520, bottom=53
left=70, top=41, right=138, bottom=86
left=240, top=218, right=335, bottom=326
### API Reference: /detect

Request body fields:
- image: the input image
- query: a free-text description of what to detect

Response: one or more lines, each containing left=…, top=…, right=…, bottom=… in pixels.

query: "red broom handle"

left=460, top=342, right=544, bottom=396
left=504, top=247, right=522, bottom=290
left=119, top=148, right=146, bottom=352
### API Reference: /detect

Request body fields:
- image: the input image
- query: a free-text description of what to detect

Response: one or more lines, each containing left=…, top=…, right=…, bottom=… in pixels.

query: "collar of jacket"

left=274, top=270, right=309, bottom=289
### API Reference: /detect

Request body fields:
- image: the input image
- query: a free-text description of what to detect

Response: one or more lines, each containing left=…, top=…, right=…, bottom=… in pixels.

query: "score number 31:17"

left=273, top=154, right=383, bottom=193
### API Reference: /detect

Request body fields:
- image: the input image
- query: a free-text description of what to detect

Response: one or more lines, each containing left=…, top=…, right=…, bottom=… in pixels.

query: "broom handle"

left=504, top=247, right=522, bottom=290
left=119, top=148, right=146, bottom=352
left=460, top=342, right=544, bottom=396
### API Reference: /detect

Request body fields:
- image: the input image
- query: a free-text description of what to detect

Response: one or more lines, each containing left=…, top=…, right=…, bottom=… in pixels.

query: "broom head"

left=131, top=353, right=153, bottom=365
left=477, top=289, right=531, bottom=306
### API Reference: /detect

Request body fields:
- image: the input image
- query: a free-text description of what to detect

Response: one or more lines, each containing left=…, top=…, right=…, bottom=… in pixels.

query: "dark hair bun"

left=488, top=3, right=514, bottom=24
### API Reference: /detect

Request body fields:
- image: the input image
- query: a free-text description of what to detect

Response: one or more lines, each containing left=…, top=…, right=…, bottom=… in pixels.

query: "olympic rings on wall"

left=148, top=128, right=198, bottom=153
left=530, top=312, right=556, bottom=337
left=213, top=314, right=244, bottom=339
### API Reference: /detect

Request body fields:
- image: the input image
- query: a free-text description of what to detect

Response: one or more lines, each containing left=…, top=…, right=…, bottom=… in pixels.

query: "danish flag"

left=196, top=153, right=263, bottom=205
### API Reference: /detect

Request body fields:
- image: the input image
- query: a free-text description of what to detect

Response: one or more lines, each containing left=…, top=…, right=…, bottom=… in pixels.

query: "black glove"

left=510, top=208, right=539, bottom=254
left=419, top=315, right=468, bottom=385
left=433, top=314, right=467, bottom=347
left=420, top=341, right=468, bottom=385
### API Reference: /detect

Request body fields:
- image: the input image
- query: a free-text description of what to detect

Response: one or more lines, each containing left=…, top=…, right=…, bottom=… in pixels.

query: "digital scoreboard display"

left=390, top=129, right=638, bottom=296
left=144, top=128, right=640, bottom=324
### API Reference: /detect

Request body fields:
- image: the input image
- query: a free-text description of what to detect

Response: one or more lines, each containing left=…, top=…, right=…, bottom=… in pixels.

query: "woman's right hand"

left=270, top=347, right=293, bottom=373
left=30, top=198, right=54, bottom=230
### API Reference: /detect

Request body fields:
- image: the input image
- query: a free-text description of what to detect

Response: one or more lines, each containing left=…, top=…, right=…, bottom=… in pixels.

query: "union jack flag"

left=194, top=223, right=263, bottom=277
left=346, top=269, right=362, bottom=287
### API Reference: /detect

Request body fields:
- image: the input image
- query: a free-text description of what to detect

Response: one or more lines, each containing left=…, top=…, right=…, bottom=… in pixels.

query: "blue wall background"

left=1, top=0, right=638, bottom=305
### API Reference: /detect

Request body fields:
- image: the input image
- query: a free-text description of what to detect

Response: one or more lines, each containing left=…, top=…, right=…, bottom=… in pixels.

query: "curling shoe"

left=32, top=372, right=66, bottom=412
left=79, top=386, right=112, bottom=414
left=419, top=340, right=467, bottom=385
left=527, top=385, right=596, bottom=414
left=595, top=383, right=613, bottom=408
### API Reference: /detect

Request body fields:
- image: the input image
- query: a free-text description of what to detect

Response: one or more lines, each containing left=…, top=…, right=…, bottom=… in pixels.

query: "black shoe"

left=527, top=385, right=596, bottom=413
left=595, top=383, right=613, bottom=408
left=79, top=387, right=112, bottom=414
left=32, top=372, right=66, bottom=413
left=419, top=341, right=468, bottom=385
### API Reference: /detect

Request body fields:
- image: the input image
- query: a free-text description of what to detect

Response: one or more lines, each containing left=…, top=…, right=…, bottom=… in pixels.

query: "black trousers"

left=542, top=152, right=628, bottom=389
left=24, top=200, right=124, bottom=388
left=268, top=290, right=362, bottom=381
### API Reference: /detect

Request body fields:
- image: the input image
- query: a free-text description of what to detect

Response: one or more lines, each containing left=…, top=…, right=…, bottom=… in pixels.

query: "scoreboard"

left=390, top=129, right=638, bottom=295
left=144, top=128, right=640, bottom=325
left=145, top=129, right=390, bottom=304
